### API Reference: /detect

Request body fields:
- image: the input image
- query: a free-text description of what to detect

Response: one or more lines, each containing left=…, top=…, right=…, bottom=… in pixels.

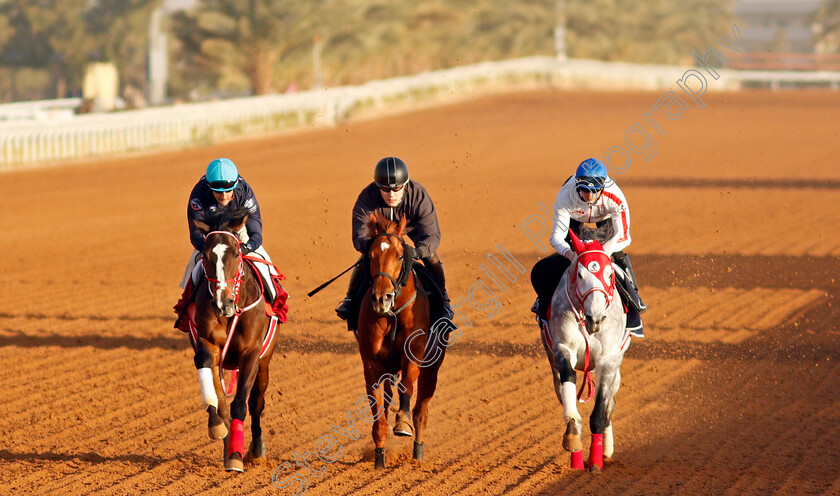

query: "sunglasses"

left=377, top=183, right=405, bottom=193
left=208, top=180, right=237, bottom=191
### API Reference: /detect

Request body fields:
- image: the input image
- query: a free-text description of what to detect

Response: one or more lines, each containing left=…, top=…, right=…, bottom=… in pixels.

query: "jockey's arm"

left=601, top=196, right=631, bottom=256
left=409, top=188, right=441, bottom=260
left=549, top=209, right=574, bottom=259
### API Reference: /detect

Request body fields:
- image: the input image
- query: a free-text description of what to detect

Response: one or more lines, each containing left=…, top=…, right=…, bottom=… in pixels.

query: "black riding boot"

left=612, top=252, right=646, bottom=313
left=612, top=252, right=645, bottom=338
left=336, top=260, right=364, bottom=321
left=425, top=254, right=454, bottom=319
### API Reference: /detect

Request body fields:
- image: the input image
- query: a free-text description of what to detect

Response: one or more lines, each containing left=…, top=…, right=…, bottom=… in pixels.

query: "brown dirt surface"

left=3, top=89, right=840, bottom=495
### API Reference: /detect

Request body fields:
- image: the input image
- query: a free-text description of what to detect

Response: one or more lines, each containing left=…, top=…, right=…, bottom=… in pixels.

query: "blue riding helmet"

left=574, top=158, right=609, bottom=192
left=206, top=158, right=239, bottom=192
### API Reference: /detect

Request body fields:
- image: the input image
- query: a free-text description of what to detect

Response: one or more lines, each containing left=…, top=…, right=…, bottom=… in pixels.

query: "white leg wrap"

left=604, top=423, right=614, bottom=458
left=561, top=381, right=581, bottom=422
left=198, top=367, right=218, bottom=409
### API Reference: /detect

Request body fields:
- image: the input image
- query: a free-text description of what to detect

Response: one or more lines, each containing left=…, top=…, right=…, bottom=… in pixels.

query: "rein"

left=564, top=251, right=616, bottom=404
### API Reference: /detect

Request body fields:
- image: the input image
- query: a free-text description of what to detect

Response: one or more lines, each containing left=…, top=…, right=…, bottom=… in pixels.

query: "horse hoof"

left=374, top=447, right=386, bottom=470
left=588, top=463, right=602, bottom=474
left=393, top=421, right=414, bottom=437
left=413, top=441, right=424, bottom=461
left=563, top=419, right=582, bottom=452
left=226, top=454, right=244, bottom=472
left=246, top=438, right=266, bottom=461
left=207, top=407, right=228, bottom=440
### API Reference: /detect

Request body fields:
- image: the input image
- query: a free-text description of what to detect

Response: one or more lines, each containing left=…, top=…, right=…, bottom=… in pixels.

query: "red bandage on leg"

left=228, top=419, right=245, bottom=458
left=570, top=450, right=584, bottom=470
left=587, top=433, right=604, bottom=470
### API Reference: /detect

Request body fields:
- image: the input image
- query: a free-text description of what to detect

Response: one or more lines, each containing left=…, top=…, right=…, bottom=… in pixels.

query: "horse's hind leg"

left=245, top=361, right=269, bottom=462
left=412, top=356, right=443, bottom=462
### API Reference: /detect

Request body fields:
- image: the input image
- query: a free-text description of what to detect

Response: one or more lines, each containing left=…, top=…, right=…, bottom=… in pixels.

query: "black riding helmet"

left=374, top=157, right=409, bottom=191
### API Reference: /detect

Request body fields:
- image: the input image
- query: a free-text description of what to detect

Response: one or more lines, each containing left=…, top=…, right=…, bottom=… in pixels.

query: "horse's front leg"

left=194, top=337, right=228, bottom=440
left=553, top=343, right=584, bottom=469
left=363, top=362, right=390, bottom=469
left=226, top=351, right=261, bottom=472
left=588, top=358, right=621, bottom=472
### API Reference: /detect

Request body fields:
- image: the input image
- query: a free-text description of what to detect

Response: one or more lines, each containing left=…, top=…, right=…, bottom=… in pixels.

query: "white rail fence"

left=0, top=56, right=837, bottom=169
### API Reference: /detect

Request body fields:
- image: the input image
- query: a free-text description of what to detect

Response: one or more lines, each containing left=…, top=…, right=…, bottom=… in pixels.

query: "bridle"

left=565, top=249, right=616, bottom=323
left=369, top=232, right=413, bottom=309
left=202, top=230, right=249, bottom=312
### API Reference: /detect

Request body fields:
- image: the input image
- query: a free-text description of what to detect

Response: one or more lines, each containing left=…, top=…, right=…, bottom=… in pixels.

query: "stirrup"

left=335, top=297, right=352, bottom=321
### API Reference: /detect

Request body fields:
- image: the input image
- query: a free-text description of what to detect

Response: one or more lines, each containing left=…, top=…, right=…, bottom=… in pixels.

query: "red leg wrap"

left=588, top=433, right=604, bottom=470
left=570, top=450, right=584, bottom=470
left=228, top=419, right=245, bottom=458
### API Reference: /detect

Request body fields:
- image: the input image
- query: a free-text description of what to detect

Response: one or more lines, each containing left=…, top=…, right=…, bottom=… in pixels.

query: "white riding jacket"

left=549, top=177, right=631, bottom=258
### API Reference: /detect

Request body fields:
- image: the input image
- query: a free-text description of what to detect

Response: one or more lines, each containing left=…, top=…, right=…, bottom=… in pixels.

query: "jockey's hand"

left=240, top=243, right=252, bottom=254
left=563, top=249, right=575, bottom=261
left=403, top=246, right=417, bottom=261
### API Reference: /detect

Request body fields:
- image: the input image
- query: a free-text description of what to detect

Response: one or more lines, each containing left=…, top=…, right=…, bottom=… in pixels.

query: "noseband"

left=203, top=231, right=245, bottom=307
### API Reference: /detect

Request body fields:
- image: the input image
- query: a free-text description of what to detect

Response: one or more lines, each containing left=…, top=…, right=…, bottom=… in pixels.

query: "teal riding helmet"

left=206, top=158, right=239, bottom=192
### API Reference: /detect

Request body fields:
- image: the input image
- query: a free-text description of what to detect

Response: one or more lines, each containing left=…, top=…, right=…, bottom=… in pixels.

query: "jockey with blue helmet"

left=174, top=158, right=284, bottom=330
left=530, top=158, right=646, bottom=337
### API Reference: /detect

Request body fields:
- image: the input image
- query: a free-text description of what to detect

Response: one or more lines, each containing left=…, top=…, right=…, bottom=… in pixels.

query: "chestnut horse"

left=357, top=213, right=445, bottom=469
left=190, top=207, right=280, bottom=472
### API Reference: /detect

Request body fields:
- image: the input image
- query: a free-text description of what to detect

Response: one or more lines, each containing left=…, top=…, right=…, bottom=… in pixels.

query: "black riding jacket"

left=187, top=176, right=263, bottom=252
left=351, top=180, right=441, bottom=259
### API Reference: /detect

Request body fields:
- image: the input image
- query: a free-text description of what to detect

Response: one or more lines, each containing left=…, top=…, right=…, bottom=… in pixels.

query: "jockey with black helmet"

left=530, top=158, right=646, bottom=337
left=174, top=158, right=285, bottom=329
left=336, top=156, right=453, bottom=326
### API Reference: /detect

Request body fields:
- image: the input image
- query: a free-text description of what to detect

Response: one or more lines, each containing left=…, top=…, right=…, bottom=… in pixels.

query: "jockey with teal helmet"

left=174, top=157, right=286, bottom=330
left=530, top=157, right=646, bottom=337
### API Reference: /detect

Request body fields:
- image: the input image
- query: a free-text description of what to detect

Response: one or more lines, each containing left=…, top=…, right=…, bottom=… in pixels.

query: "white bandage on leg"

left=561, top=381, right=580, bottom=422
left=198, top=367, right=218, bottom=409
left=604, top=423, right=614, bottom=458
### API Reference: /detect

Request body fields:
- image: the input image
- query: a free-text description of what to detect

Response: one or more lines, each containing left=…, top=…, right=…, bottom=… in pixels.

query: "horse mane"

left=366, top=212, right=406, bottom=239
left=194, top=205, right=250, bottom=233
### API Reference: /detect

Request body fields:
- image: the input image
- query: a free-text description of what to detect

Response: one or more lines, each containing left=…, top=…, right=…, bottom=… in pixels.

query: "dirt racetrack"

left=3, top=89, right=840, bottom=495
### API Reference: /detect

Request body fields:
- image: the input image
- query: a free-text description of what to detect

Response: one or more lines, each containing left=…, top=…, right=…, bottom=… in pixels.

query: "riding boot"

left=426, top=254, right=454, bottom=319
left=336, top=261, right=364, bottom=321
left=612, top=252, right=646, bottom=313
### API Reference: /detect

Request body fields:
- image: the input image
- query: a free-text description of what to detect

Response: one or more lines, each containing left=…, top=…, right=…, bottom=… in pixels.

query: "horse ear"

left=193, top=219, right=210, bottom=234
left=367, top=213, right=378, bottom=236
left=568, top=229, right=586, bottom=254
left=397, top=214, right=407, bottom=235
left=375, top=212, right=389, bottom=234
left=231, top=214, right=248, bottom=234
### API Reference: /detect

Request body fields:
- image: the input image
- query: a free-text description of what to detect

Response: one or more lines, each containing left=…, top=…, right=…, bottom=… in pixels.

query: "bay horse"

left=540, top=230, right=632, bottom=472
left=357, top=213, right=444, bottom=469
left=190, top=206, right=280, bottom=472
